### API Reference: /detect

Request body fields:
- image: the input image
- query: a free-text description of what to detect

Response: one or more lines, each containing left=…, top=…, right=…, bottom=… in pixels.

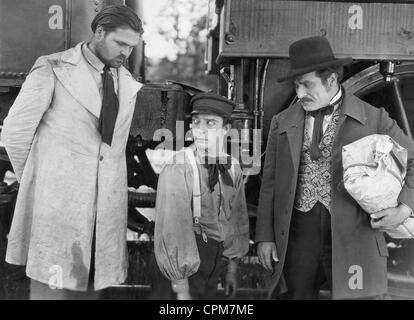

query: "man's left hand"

left=224, top=259, right=238, bottom=299
left=370, top=203, right=412, bottom=230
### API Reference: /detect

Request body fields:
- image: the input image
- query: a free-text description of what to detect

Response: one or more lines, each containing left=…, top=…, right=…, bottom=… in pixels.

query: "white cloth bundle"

left=343, top=134, right=413, bottom=238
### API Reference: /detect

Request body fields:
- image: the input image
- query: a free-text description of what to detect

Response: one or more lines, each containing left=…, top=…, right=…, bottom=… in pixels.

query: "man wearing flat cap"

left=255, top=36, right=414, bottom=299
left=154, top=92, right=249, bottom=300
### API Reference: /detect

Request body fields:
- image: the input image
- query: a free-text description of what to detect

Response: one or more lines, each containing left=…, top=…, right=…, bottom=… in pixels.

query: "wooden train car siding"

left=219, top=0, right=414, bottom=61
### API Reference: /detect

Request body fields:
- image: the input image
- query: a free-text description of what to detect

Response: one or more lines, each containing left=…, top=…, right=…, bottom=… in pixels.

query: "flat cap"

left=190, top=92, right=235, bottom=119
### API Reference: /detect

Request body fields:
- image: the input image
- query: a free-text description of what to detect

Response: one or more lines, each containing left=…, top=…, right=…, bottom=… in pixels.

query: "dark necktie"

left=203, top=156, right=234, bottom=192
left=99, top=66, right=119, bottom=146
left=308, top=99, right=341, bottom=160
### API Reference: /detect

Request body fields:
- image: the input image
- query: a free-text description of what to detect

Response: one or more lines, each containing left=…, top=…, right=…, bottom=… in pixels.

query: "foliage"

left=145, top=0, right=218, bottom=92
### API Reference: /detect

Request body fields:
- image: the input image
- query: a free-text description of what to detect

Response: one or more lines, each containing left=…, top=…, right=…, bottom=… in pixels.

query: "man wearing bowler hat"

left=154, top=92, right=249, bottom=300
left=255, top=36, right=414, bottom=299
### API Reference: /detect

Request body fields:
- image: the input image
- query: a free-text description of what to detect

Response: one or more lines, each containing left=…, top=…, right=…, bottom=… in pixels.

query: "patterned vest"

left=294, top=106, right=341, bottom=213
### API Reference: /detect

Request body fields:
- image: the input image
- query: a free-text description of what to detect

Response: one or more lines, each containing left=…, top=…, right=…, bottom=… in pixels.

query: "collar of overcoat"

left=51, top=42, right=142, bottom=119
left=278, top=88, right=367, bottom=173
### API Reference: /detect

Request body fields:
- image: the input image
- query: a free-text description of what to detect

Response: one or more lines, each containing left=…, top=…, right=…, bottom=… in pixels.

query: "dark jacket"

left=255, top=90, right=414, bottom=299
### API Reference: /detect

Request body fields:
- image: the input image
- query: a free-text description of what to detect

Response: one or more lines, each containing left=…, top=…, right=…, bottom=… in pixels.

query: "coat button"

left=99, top=155, right=104, bottom=161
left=281, top=231, right=285, bottom=236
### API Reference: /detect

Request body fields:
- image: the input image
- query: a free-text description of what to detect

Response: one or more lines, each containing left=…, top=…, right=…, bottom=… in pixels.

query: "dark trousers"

left=189, top=234, right=224, bottom=300
left=150, top=233, right=224, bottom=300
left=281, top=202, right=332, bottom=300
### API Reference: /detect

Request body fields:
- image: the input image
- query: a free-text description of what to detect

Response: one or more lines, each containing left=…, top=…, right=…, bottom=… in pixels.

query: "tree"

left=145, top=0, right=218, bottom=92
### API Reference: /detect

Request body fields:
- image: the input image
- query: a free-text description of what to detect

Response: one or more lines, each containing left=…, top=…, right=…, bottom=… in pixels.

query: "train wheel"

left=343, top=62, right=414, bottom=138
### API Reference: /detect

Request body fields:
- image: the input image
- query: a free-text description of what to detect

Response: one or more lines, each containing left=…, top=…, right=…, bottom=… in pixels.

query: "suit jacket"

left=1, top=42, right=142, bottom=291
left=255, top=90, right=414, bottom=299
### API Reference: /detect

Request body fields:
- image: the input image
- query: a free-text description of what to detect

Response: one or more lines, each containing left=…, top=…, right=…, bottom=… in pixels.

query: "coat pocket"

left=375, top=233, right=389, bottom=257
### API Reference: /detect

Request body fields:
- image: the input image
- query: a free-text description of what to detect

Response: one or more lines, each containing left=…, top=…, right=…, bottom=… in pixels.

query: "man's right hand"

left=257, top=241, right=279, bottom=273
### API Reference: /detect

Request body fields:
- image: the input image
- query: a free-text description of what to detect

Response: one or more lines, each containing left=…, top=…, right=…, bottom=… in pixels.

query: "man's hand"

left=176, top=291, right=192, bottom=300
left=370, top=203, right=412, bottom=230
left=172, top=279, right=191, bottom=300
left=224, top=259, right=238, bottom=299
left=257, top=241, right=279, bottom=273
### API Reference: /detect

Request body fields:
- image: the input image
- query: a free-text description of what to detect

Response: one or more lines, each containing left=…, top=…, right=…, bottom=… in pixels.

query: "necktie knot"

left=308, top=104, right=335, bottom=118
left=202, top=156, right=233, bottom=191
left=103, top=65, right=111, bottom=73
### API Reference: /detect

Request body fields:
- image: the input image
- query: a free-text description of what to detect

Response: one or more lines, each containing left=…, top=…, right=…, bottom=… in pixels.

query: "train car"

left=205, top=0, right=414, bottom=299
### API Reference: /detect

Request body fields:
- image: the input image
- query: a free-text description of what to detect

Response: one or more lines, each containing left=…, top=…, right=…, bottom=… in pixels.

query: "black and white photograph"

left=0, top=0, right=413, bottom=310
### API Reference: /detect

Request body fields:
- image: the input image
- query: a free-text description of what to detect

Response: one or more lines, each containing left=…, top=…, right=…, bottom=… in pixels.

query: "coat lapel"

left=333, top=90, right=367, bottom=143
left=52, top=42, right=102, bottom=119
left=117, top=66, right=142, bottom=124
left=276, top=90, right=366, bottom=175
left=52, top=42, right=142, bottom=126
left=278, top=102, right=305, bottom=174
left=339, top=91, right=367, bottom=124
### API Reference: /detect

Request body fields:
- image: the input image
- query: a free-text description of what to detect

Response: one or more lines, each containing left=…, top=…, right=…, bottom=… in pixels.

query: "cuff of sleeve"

left=399, top=201, right=414, bottom=218
left=171, top=279, right=189, bottom=294
left=398, top=190, right=414, bottom=215
left=401, top=216, right=414, bottom=238
left=254, top=228, right=275, bottom=243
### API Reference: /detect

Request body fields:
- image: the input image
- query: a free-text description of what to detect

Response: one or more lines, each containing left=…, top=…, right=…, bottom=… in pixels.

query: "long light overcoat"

left=256, top=91, right=414, bottom=299
left=2, top=42, right=142, bottom=291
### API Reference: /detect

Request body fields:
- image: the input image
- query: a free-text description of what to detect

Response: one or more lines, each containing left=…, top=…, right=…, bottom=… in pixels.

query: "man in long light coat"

left=1, top=5, right=143, bottom=299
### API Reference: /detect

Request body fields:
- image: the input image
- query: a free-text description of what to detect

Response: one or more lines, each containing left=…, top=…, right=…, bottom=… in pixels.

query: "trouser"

left=281, top=202, right=332, bottom=300
left=29, top=224, right=101, bottom=300
left=189, top=233, right=225, bottom=300
left=150, top=233, right=225, bottom=300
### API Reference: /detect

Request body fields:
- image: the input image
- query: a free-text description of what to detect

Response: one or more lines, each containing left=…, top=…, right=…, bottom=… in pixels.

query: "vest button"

left=99, top=155, right=104, bottom=161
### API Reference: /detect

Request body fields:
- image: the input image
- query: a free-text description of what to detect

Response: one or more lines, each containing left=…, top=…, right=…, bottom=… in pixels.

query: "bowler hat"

left=277, top=36, right=352, bottom=82
left=189, top=92, right=235, bottom=119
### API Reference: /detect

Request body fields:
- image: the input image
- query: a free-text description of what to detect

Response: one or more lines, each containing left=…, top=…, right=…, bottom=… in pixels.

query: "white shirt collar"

left=329, top=87, right=343, bottom=107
